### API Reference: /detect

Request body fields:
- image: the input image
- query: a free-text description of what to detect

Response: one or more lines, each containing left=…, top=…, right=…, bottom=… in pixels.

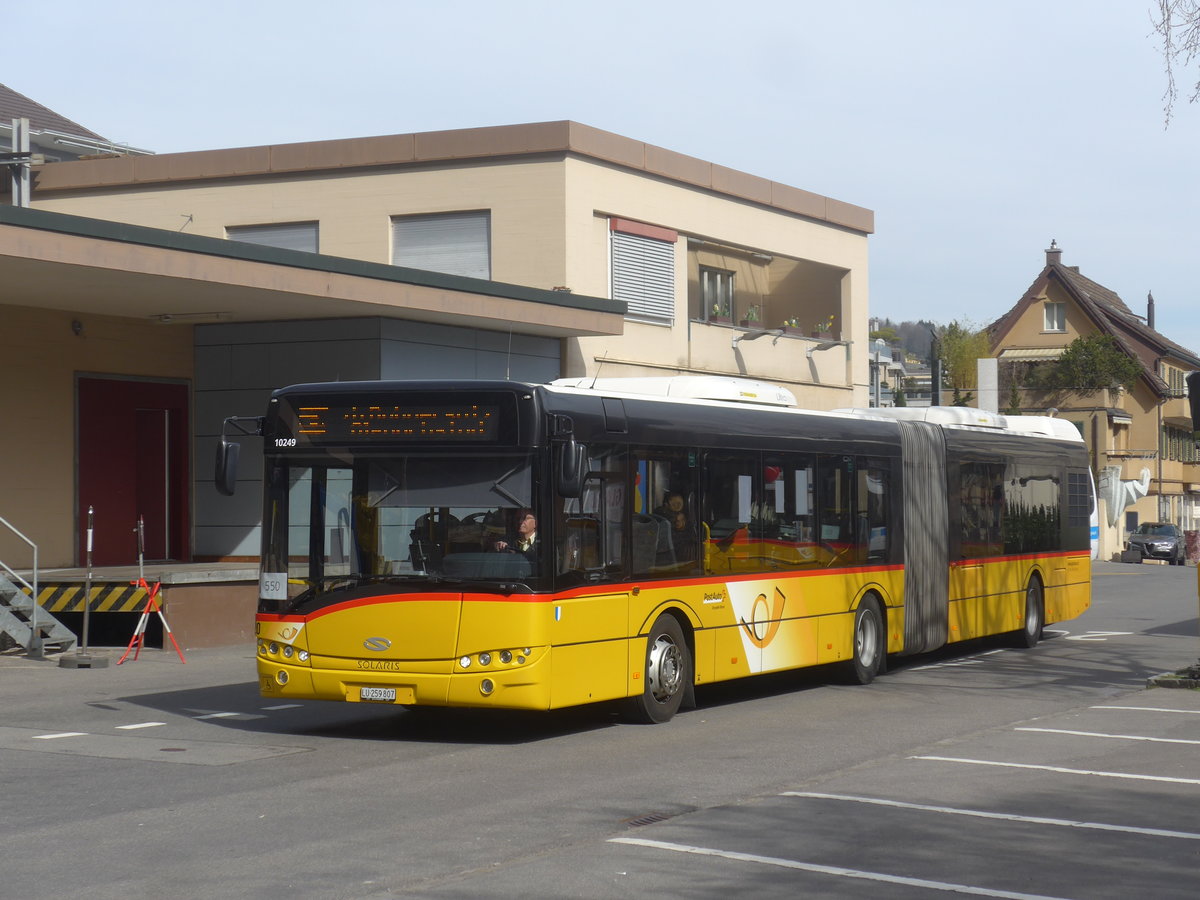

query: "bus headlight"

left=297, top=650, right=309, bottom=662
left=459, top=656, right=472, bottom=669
left=478, top=652, right=492, bottom=666
left=499, top=650, right=512, bottom=664
left=480, top=679, right=495, bottom=696
left=282, top=645, right=294, bottom=658
left=268, top=642, right=280, bottom=655
left=276, top=670, right=289, bottom=685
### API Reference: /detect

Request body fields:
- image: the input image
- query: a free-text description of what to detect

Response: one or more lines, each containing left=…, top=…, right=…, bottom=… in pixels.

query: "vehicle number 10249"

left=274, top=438, right=297, bottom=447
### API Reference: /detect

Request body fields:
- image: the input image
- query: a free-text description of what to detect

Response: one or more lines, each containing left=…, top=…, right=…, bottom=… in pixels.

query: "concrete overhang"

left=0, top=206, right=625, bottom=338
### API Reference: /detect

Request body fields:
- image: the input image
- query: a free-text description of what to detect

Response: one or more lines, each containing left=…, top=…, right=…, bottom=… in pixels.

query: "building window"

left=392, top=211, right=491, bottom=280
left=700, top=267, right=735, bottom=322
left=227, top=221, right=318, bottom=253
left=1043, top=301, right=1066, bottom=332
left=611, top=220, right=676, bottom=324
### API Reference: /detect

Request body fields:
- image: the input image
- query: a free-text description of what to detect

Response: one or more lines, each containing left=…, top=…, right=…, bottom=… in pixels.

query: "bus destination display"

left=285, top=401, right=501, bottom=443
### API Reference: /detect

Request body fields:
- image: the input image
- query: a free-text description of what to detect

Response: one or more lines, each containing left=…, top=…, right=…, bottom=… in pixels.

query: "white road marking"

left=783, top=792, right=1200, bottom=841
left=262, top=704, right=302, bottom=710
left=116, top=722, right=166, bottom=730
left=911, top=649, right=1007, bottom=671
left=193, top=711, right=240, bottom=720
left=1094, top=705, right=1200, bottom=715
left=1017, top=726, right=1200, bottom=745
left=33, top=732, right=87, bottom=740
left=1064, top=631, right=1132, bottom=642
left=913, top=755, right=1200, bottom=786
left=610, top=836, right=1070, bottom=899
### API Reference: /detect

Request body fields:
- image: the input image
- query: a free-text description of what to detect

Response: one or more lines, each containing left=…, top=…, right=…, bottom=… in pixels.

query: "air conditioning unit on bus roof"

left=550, top=375, right=798, bottom=407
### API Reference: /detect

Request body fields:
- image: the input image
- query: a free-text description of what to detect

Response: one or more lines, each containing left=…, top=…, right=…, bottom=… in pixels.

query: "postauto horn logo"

left=363, top=637, right=392, bottom=652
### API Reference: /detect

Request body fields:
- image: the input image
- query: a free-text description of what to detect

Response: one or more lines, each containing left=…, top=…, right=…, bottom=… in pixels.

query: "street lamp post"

left=873, top=338, right=885, bottom=408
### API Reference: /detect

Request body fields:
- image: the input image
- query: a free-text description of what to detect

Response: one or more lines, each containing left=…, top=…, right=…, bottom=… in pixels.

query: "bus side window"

left=701, top=451, right=760, bottom=573
left=764, top=453, right=817, bottom=570
left=631, top=448, right=699, bottom=577
left=817, top=455, right=855, bottom=567
left=858, top=457, right=890, bottom=564
left=556, top=444, right=626, bottom=583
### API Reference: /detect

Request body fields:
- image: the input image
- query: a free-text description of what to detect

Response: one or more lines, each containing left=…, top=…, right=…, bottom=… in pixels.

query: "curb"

left=1148, top=668, right=1200, bottom=689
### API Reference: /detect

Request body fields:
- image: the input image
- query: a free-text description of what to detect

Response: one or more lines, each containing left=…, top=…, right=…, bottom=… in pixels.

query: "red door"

left=78, top=378, right=190, bottom=566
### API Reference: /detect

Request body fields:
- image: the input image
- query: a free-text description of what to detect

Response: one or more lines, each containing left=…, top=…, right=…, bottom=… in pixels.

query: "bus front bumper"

left=256, top=651, right=553, bottom=711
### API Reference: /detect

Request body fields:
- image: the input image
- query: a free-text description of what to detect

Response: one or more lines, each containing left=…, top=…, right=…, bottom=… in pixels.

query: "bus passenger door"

left=551, top=451, right=631, bottom=707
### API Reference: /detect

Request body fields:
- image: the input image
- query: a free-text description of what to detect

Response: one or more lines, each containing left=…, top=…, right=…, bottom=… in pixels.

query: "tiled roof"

left=0, top=82, right=107, bottom=141
left=990, top=254, right=1200, bottom=399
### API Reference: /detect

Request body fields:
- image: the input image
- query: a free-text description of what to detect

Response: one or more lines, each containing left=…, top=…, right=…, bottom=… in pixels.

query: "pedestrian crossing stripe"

left=27, top=583, right=150, bottom=613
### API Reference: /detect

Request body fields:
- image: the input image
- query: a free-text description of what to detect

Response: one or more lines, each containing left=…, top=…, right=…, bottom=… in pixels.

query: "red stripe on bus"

left=950, top=550, right=1088, bottom=567
left=256, top=562, right=907, bottom=622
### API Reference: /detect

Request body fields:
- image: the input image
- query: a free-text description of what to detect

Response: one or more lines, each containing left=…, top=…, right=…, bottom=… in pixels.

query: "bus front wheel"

left=627, top=614, right=691, bottom=724
left=850, top=598, right=884, bottom=685
left=1015, top=575, right=1044, bottom=648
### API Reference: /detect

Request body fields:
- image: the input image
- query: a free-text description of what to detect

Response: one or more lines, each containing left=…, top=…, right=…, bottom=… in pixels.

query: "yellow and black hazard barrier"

left=30, top=583, right=151, bottom=614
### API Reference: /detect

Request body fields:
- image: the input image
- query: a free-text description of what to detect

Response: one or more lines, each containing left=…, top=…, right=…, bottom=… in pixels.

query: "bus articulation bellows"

left=217, top=376, right=1093, bottom=723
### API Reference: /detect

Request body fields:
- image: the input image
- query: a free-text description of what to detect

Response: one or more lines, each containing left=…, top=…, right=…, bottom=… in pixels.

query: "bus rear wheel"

left=627, top=614, right=690, bottom=724
left=1015, top=575, right=1044, bottom=648
left=850, top=597, right=884, bottom=685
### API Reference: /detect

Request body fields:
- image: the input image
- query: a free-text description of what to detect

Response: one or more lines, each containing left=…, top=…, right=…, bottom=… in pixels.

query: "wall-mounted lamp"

left=732, top=328, right=784, bottom=350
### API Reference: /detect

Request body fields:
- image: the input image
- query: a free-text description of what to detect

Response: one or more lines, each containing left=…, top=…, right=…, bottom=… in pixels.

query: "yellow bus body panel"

left=255, top=554, right=1083, bottom=711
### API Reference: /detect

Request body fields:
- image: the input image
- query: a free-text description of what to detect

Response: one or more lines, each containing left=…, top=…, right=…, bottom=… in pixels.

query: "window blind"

left=392, top=211, right=491, bottom=279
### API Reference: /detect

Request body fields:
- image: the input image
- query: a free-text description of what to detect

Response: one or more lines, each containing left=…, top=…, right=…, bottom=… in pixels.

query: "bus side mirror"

left=214, top=414, right=263, bottom=496
left=1188, top=371, right=1200, bottom=447
left=556, top=438, right=586, bottom=499
left=215, top=439, right=240, bottom=496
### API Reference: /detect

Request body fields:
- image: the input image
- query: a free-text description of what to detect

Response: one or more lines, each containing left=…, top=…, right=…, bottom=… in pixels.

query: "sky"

left=8, top=0, right=1200, bottom=357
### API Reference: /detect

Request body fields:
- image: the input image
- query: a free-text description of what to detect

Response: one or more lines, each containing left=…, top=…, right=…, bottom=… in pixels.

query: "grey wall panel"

left=193, top=316, right=561, bottom=559
left=194, top=344, right=233, bottom=390
left=195, top=525, right=260, bottom=558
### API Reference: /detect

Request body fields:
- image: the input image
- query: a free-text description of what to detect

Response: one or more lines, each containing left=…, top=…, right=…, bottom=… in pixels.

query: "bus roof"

left=550, top=375, right=798, bottom=407
left=834, top=406, right=1085, bottom=443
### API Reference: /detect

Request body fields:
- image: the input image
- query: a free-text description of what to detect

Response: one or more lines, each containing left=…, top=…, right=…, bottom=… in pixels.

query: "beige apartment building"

left=990, top=243, right=1200, bottom=560
left=3, top=114, right=874, bottom=572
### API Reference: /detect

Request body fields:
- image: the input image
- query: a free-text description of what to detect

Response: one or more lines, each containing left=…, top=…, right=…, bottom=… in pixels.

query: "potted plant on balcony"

left=781, top=316, right=804, bottom=335
left=709, top=301, right=732, bottom=325
left=811, top=314, right=836, bottom=339
left=739, top=305, right=761, bottom=328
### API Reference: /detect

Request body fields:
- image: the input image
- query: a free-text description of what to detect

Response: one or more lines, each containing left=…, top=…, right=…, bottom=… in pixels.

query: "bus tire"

left=850, top=597, right=884, bottom=685
left=626, top=613, right=690, bottom=724
left=1016, top=574, right=1044, bottom=648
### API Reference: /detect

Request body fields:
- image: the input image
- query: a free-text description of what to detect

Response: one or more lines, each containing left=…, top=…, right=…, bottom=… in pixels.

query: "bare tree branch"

left=1154, top=0, right=1200, bottom=126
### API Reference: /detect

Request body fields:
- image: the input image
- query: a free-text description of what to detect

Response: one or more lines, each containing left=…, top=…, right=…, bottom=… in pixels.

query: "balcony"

left=1160, top=393, right=1192, bottom=428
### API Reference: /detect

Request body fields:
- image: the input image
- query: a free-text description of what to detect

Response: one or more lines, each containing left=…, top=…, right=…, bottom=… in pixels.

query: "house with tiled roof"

left=989, top=242, right=1200, bottom=560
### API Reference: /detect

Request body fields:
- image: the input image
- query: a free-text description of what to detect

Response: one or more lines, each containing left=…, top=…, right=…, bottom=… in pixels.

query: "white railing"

left=0, top=515, right=39, bottom=650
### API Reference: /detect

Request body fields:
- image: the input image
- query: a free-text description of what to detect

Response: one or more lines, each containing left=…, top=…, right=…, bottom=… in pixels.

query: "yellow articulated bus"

left=217, top=376, right=1092, bottom=723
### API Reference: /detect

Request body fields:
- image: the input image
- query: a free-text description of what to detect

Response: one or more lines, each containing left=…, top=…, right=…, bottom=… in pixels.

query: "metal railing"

left=0, top=514, right=39, bottom=652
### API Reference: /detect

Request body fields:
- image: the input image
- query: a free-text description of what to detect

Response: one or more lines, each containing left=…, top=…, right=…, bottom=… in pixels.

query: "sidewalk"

left=0, top=643, right=260, bottom=714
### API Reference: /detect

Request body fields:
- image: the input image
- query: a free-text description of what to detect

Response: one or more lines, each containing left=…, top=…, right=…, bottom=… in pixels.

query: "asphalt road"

left=1, top=560, right=1197, bottom=899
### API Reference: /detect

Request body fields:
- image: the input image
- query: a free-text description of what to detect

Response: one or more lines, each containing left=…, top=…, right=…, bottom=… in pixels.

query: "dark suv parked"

left=1125, top=522, right=1186, bottom=565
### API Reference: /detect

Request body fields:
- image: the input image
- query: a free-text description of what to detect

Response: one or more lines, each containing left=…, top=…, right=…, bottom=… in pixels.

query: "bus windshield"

left=262, top=452, right=539, bottom=608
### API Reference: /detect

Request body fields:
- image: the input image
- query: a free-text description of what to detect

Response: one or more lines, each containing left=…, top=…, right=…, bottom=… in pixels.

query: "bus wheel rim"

left=857, top=610, right=878, bottom=666
left=1026, top=584, right=1040, bottom=634
left=648, top=634, right=683, bottom=702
